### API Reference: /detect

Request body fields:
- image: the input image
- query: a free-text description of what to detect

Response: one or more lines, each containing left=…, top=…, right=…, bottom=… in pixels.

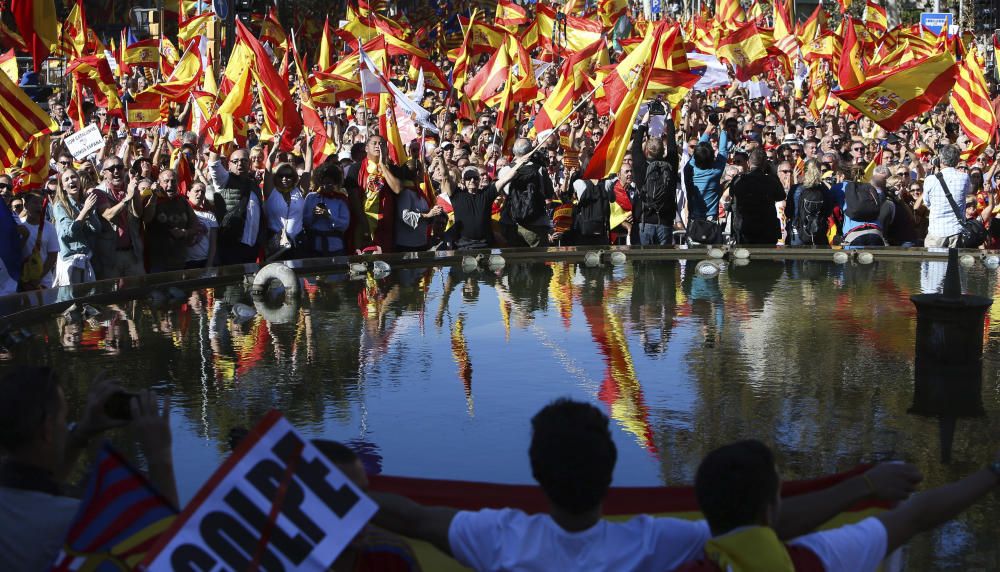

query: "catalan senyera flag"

left=122, top=38, right=159, bottom=69
left=950, top=47, right=998, bottom=161
left=716, top=20, right=770, bottom=82
left=715, top=0, right=746, bottom=30
left=16, top=133, right=50, bottom=191
left=535, top=4, right=604, bottom=54
left=177, top=11, right=213, bottom=45
left=834, top=50, right=957, bottom=131
left=50, top=444, right=177, bottom=572
left=494, top=0, right=528, bottom=33
left=127, top=90, right=163, bottom=128
left=865, top=0, right=888, bottom=36
left=837, top=16, right=865, bottom=91
left=0, top=49, right=18, bottom=82
left=58, top=0, right=92, bottom=59
left=11, top=0, right=59, bottom=72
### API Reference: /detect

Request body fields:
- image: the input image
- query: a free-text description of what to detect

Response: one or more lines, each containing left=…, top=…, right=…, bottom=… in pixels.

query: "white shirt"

left=448, top=508, right=710, bottom=572
left=265, top=188, right=306, bottom=237
left=187, top=210, right=218, bottom=262
left=923, top=168, right=970, bottom=238
left=788, top=516, right=888, bottom=572
left=18, top=220, right=60, bottom=288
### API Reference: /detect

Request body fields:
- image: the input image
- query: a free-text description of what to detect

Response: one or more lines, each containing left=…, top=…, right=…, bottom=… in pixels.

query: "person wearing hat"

left=441, top=160, right=527, bottom=250
left=262, top=130, right=312, bottom=261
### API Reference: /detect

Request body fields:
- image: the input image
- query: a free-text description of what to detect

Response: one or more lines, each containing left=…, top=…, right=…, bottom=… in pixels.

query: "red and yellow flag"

left=865, top=1, right=888, bottom=36
left=772, top=0, right=798, bottom=62
left=950, top=47, right=998, bottom=161
left=464, top=37, right=512, bottom=107
left=259, top=8, right=287, bottom=55
left=177, top=12, right=214, bottom=45
left=67, top=55, right=123, bottom=117
left=11, top=0, right=60, bottom=72
left=236, top=20, right=303, bottom=150
left=126, top=91, right=164, bottom=128
left=837, top=16, right=865, bottom=91
left=16, top=133, right=51, bottom=191
left=0, top=50, right=18, bottom=82
left=122, top=39, right=159, bottom=69
left=597, top=0, right=628, bottom=29
left=807, top=60, right=830, bottom=119
left=834, top=50, right=957, bottom=131
left=533, top=38, right=605, bottom=135
left=147, top=43, right=202, bottom=102
left=715, top=0, right=746, bottom=30
left=494, top=0, right=528, bottom=32
left=716, top=20, right=769, bottom=82
left=58, top=0, right=95, bottom=59
left=0, top=68, right=57, bottom=168
left=536, top=4, right=603, bottom=54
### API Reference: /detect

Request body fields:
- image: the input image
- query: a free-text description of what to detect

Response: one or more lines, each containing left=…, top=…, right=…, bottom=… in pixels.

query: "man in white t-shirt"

left=185, top=183, right=218, bottom=269
left=17, top=192, right=59, bottom=289
left=369, top=399, right=922, bottom=571
left=671, top=439, right=1000, bottom=572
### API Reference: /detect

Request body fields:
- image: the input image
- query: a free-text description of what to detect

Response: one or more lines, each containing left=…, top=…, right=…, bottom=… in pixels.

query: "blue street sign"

left=920, top=12, right=953, bottom=37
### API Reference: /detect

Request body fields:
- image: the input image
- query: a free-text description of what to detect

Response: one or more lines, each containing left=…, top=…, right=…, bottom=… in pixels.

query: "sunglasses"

left=0, top=183, right=11, bottom=190
left=104, top=164, right=124, bottom=172
left=230, top=158, right=249, bottom=164
left=852, top=147, right=864, bottom=152
left=464, top=176, right=480, bottom=182
left=58, top=160, right=71, bottom=166
left=779, top=169, right=793, bottom=174
left=11, top=202, right=23, bottom=210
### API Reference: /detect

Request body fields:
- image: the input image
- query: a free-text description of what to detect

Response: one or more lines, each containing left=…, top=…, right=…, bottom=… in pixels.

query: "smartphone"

left=104, top=391, right=138, bottom=421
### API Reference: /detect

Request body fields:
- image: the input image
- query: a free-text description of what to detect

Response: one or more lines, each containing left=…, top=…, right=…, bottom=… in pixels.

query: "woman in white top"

left=262, top=131, right=312, bottom=261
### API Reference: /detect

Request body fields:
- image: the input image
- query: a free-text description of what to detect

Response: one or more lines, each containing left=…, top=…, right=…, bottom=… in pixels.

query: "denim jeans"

left=638, top=223, right=672, bottom=246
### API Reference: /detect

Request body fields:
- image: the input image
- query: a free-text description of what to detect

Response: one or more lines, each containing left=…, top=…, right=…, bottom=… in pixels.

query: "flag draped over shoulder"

left=834, top=50, right=957, bottom=131
left=0, top=58, right=57, bottom=169
left=51, top=444, right=177, bottom=571
left=950, top=47, right=998, bottom=161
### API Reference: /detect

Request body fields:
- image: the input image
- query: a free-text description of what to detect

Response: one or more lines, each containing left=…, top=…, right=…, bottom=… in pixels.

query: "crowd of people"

left=1, top=367, right=998, bottom=571
left=0, top=20, right=998, bottom=297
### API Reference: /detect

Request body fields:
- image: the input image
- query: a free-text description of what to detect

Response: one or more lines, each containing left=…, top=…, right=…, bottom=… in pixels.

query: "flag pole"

left=525, top=83, right=602, bottom=157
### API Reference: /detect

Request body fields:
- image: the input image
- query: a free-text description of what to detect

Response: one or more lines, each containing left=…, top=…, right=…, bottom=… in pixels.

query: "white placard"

left=63, top=123, right=105, bottom=160
left=144, top=411, right=378, bottom=570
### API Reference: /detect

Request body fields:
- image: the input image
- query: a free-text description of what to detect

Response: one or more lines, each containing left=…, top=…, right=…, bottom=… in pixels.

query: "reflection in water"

left=3, top=258, right=1000, bottom=570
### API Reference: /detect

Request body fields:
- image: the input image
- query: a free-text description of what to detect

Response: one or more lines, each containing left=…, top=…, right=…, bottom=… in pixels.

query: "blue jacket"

left=686, top=130, right=730, bottom=220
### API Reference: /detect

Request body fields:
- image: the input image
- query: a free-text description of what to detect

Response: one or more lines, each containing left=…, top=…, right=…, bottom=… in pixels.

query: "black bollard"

left=908, top=248, right=991, bottom=463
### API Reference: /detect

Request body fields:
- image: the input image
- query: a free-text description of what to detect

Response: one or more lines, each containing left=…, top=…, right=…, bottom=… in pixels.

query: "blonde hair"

left=53, top=167, right=83, bottom=216
left=802, top=159, right=824, bottom=188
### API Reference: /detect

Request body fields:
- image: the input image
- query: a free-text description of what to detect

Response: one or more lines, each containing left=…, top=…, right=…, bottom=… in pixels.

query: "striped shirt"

left=922, top=168, right=969, bottom=238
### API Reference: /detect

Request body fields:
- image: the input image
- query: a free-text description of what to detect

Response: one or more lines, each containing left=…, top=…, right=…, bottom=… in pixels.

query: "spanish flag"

left=772, top=0, right=798, bottom=62
left=494, top=0, right=528, bottom=32
left=147, top=43, right=202, bottom=102
left=236, top=20, right=303, bottom=151
left=208, top=65, right=252, bottom=148
left=259, top=8, right=288, bottom=56
left=464, top=39, right=511, bottom=107
left=122, top=39, right=159, bottom=69
left=457, top=17, right=507, bottom=56
left=0, top=68, right=57, bottom=168
left=533, top=38, right=605, bottom=135
left=177, top=12, right=214, bottom=45
left=716, top=20, right=769, bottom=82
left=535, top=4, right=603, bottom=54
left=864, top=0, right=888, bottom=36
left=318, top=17, right=334, bottom=71
left=126, top=91, right=163, bottom=128
left=834, top=50, right=957, bottom=131
left=806, top=59, right=829, bottom=120
left=58, top=0, right=93, bottom=59
left=597, top=0, right=628, bottom=29
left=67, top=55, right=123, bottom=117
left=950, top=46, right=997, bottom=161
left=837, top=16, right=865, bottom=90
left=10, top=0, right=59, bottom=72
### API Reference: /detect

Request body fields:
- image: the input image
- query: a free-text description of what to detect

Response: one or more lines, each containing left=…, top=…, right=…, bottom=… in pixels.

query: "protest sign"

left=63, top=124, right=105, bottom=160
left=144, top=411, right=378, bottom=570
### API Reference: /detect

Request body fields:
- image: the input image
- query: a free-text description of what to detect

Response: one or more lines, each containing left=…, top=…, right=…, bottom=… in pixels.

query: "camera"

left=104, top=391, right=138, bottom=421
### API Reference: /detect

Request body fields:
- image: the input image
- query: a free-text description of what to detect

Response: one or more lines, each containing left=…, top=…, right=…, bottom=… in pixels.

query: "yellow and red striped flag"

left=833, top=50, right=957, bottom=131
left=177, top=12, right=214, bottom=45
left=0, top=68, right=57, bottom=168
left=533, top=38, right=605, bottom=135
left=122, top=38, right=159, bottom=69
left=10, top=0, right=59, bottom=72
left=259, top=8, right=288, bottom=56
left=58, top=0, right=93, bottom=59
left=837, top=16, right=865, bottom=91
left=716, top=20, right=770, bottom=82
left=772, top=0, right=798, bottom=62
left=494, top=0, right=528, bottom=33
left=67, top=55, right=123, bottom=117
left=806, top=59, right=830, bottom=119
left=597, top=0, right=628, bottom=29
left=464, top=37, right=512, bottom=107
left=147, top=43, right=202, bottom=102
left=714, top=0, right=746, bottom=30
left=797, top=3, right=827, bottom=45
left=950, top=47, right=997, bottom=161
left=834, top=0, right=853, bottom=12
left=318, top=17, right=334, bottom=71
left=536, top=4, right=603, bottom=54
left=865, top=1, right=888, bottom=36
left=16, top=133, right=51, bottom=191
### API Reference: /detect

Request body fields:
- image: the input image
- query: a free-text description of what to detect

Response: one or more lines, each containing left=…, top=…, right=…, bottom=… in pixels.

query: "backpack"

left=844, top=181, right=881, bottom=222
left=640, top=160, right=674, bottom=222
left=508, top=167, right=545, bottom=225
left=572, top=181, right=610, bottom=237
left=795, top=185, right=828, bottom=244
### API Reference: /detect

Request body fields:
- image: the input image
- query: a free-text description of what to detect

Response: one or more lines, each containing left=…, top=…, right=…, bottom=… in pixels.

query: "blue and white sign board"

left=651, top=0, right=661, bottom=17
left=920, top=13, right=953, bottom=37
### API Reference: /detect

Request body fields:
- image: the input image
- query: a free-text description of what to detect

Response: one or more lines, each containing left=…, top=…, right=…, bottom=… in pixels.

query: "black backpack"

left=795, top=185, right=828, bottom=244
left=572, top=181, right=610, bottom=237
left=508, top=167, right=545, bottom=225
left=641, top=160, right=674, bottom=222
left=844, top=181, right=881, bottom=222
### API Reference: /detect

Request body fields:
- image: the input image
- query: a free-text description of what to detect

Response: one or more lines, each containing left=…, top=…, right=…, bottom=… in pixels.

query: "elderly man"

left=93, top=156, right=145, bottom=279
left=207, top=148, right=264, bottom=265
left=498, top=138, right=555, bottom=247
left=919, top=144, right=970, bottom=248
left=143, top=169, right=199, bottom=273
